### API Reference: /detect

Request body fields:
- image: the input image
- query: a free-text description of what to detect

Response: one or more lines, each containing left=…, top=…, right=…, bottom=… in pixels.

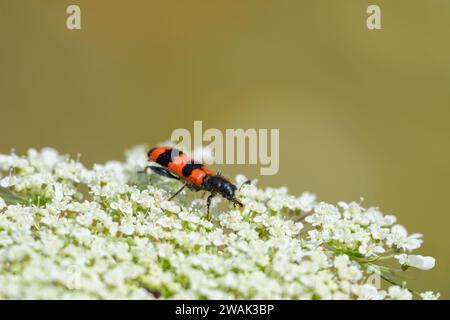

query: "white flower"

left=28, top=147, right=60, bottom=170
left=338, top=201, right=363, bottom=219
left=76, top=212, right=94, bottom=227
left=334, top=255, right=363, bottom=282
left=124, top=145, right=148, bottom=170
left=0, top=231, right=13, bottom=246
left=53, top=183, right=64, bottom=203
left=161, top=201, right=181, bottom=214
left=394, top=254, right=408, bottom=265
left=387, top=286, right=413, bottom=300
left=395, top=254, right=435, bottom=271
left=72, top=228, right=92, bottom=245
left=0, top=146, right=437, bottom=300
left=119, top=222, right=135, bottom=235
left=357, top=284, right=386, bottom=300
left=420, top=291, right=440, bottom=300
left=305, top=202, right=340, bottom=226
left=297, top=192, right=316, bottom=212
left=110, top=199, right=133, bottom=215
left=369, top=225, right=388, bottom=240
left=235, top=174, right=250, bottom=187
left=387, top=225, right=423, bottom=251
left=358, top=241, right=385, bottom=257
left=0, top=176, right=19, bottom=188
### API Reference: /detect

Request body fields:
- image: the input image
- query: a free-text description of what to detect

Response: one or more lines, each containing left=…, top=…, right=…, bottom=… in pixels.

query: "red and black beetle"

left=143, top=146, right=249, bottom=219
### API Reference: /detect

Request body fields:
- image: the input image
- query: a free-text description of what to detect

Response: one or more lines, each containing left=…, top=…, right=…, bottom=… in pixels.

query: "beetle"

left=143, top=146, right=249, bottom=220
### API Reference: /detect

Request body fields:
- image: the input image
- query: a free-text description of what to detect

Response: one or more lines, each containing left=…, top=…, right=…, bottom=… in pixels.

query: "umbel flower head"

left=0, top=146, right=439, bottom=300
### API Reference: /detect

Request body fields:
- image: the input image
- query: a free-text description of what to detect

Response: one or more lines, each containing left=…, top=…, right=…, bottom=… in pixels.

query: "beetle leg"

left=206, top=193, right=216, bottom=221
left=168, top=184, right=187, bottom=201
left=231, top=197, right=244, bottom=208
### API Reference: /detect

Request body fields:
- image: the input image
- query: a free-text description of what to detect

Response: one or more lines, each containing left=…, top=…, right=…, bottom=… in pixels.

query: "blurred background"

left=1, top=0, right=449, bottom=297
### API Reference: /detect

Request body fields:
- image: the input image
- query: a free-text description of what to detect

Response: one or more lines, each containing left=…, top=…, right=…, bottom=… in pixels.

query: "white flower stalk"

left=0, top=146, right=439, bottom=300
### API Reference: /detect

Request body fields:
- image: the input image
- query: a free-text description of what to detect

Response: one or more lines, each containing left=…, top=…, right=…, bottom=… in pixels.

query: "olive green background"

left=1, top=1, right=449, bottom=298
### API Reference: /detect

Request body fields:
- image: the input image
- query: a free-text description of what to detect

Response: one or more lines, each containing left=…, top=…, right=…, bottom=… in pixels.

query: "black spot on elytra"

left=156, top=148, right=183, bottom=167
left=182, top=163, right=203, bottom=177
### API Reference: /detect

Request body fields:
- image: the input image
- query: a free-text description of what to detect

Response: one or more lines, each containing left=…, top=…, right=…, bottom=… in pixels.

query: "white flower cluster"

left=0, top=146, right=439, bottom=300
